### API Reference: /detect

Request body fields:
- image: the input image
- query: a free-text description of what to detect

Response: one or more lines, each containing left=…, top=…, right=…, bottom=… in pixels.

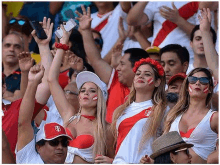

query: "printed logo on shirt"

left=55, top=126, right=61, bottom=132
left=144, top=107, right=152, bottom=117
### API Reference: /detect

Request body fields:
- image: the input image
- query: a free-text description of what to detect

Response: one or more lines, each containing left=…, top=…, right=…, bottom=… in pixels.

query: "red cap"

left=168, top=73, right=187, bottom=85
left=36, top=122, right=72, bottom=142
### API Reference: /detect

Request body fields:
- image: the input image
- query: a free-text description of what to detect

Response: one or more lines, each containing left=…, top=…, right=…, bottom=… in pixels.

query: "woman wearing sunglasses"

left=111, top=58, right=167, bottom=163
left=48, top=24, right=114, bottom=163
left=164, top=68, right=218, bottom=163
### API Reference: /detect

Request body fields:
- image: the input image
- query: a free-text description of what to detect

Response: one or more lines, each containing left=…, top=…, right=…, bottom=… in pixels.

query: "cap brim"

left=44, top=134, right=73, bottom=141
left=168, top=76, right=185, bottom=85
left=76, top=71, right=103, bottom=90
left=150, top=143, right=193, bottom=159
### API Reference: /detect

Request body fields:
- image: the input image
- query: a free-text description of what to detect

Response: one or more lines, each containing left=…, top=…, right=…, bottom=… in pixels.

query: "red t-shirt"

left=106, top=70, right=130, bottom=123
left=59, top=69, right=70, bottom=89
left=2, top=99, right=44, bottom=158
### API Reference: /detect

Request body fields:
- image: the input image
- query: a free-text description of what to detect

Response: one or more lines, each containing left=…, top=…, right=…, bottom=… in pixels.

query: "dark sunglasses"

left=9, top=18, right=26, bottom=26
left=47, top=138, right=69, bottom=147
left=175, top=148, right=190, bottom=156
left=188, top=76, right=210, bottom=85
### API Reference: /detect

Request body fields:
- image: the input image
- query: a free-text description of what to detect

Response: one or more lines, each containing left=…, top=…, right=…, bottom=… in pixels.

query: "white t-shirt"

left=15, top=138, right=44, bottom=164
left=144, top=1, right=200, bottom=64
left=91, top=4, right=127, bottom=58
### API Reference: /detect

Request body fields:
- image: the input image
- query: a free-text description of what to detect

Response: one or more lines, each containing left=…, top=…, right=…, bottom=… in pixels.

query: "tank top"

left=169, top=110, right=217, bottom=160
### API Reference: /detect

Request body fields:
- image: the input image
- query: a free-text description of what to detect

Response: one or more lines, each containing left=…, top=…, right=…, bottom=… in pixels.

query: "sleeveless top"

left=169, top=110, right=217, bottom=160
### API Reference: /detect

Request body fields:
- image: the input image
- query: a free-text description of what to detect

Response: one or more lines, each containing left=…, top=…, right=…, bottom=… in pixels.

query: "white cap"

left=76, top=71, right=108, bottom=101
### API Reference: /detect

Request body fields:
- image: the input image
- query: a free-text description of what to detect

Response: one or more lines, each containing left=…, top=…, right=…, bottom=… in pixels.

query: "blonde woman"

left=111, top=58, right=167, bottom=163
left=48, top=25, right=114, bottom=163
left=164, top=68, right=218, bottom=163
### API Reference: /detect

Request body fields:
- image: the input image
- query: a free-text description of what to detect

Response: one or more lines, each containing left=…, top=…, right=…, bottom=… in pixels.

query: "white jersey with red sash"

left=113, top=100, right=153, bottom=164
left=91, top=4, right=127, bottom=58
left=144, top=2, right=200, bottom=63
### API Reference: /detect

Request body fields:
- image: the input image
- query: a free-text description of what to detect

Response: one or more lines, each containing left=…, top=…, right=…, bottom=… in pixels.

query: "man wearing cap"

left=167, top=73, right=187, bottom=109
left=77, top=6, right=149, bottom=123
left=16, top=64, right=72, bottom=164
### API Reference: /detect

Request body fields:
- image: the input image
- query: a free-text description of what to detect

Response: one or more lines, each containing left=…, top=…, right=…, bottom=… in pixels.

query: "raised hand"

left=198, top=8, right=211, bottom=32
left=159, top=2, right=180, bottom=24
left=75, top=5, right=93, bottom=31
left=118, top=17, right=128, bottom=42
left=31, top=17, right=54, bottom=45
left=28, top=65, right=45, bottom=84
left=111, top=43, right=123, bottom=68
left=59, top=23, right=72, bottom=44
left=18, top=52, right=34, bottom=73
left=68, top=52, right=84, bottom=71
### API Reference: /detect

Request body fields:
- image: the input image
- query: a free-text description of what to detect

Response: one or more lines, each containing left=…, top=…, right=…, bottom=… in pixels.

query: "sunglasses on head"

left=188, top=76, right=210, bottom=85
left=175, top=148, right=190, bottom=156
left=9, top=18, right=26, bottom=26
left=47, top=138, right=69, bottom=147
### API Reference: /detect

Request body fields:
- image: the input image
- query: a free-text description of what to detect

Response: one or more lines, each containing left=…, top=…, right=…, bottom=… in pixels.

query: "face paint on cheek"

left=147, top=78, right=154, bottom=85
left=188, top=85, right=193, bottom=93
left=203, top=86, right=209, bottom=94
left=92, top=95, right=98, bottom=101
left=78, top=96, right=82, bottom=100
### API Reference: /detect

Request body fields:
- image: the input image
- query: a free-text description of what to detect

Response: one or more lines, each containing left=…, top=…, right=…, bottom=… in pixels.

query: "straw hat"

left=150, top=131, right=193, bottom=159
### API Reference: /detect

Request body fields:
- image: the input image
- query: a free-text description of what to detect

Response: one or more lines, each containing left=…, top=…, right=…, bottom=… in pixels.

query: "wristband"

left=55, top=42, right=69, bottom=51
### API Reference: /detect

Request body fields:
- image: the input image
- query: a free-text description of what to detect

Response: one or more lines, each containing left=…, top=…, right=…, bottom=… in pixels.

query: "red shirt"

left=106, top=70, right=130, bottom=123
left=59, top=69, right=70, bottom=89
left=2, top=99, right=44, bottom=157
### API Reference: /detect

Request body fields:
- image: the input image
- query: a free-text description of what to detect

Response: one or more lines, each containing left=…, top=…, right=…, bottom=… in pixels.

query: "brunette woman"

left=164, top=68, right=218, bottom=163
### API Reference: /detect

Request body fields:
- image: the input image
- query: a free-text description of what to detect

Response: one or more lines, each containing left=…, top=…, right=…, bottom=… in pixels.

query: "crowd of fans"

left=2, top=1, right=219, bottom=164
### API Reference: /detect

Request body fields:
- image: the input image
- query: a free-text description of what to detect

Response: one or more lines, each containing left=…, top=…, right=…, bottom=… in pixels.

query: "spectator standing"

left=127, top=1, right=201, bottom=64
left=165, top=68, right=218, bottom=163
left=76, top=6, right=149, bottom=123
left=112, top=58, right=167, bottom=163
left=160, top=44, right=189, bottom=84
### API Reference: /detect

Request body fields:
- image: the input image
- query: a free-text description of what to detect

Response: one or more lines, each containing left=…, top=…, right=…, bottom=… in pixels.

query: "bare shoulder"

left=210, top=111, right=218, bottom=133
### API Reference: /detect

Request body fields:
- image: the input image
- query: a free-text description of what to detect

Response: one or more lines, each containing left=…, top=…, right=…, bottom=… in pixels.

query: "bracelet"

left=55, top=42, right=69, bottom=51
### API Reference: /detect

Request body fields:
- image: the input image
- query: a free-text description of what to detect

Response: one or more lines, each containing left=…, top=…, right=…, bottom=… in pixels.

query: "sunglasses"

left=47, top=138, right=69, bottom=147
left=175, top=148, right=190, bottom=156
left=9, top=18, right=26, bottom=26
left=64, top=90, right=78, bottom=96
left=188, top=76, right=210, bottom=85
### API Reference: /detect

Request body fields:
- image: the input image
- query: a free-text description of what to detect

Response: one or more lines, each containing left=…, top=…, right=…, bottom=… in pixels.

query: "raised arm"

left=32, top=17, right=54, bottom=105
left=48, top=24, right=76, bottom=126
left=199, top=8, right=218, bottom=80
left=5, top=52, right=34, bottom=102
left=17, top=65, right=44, bottom=152
left=159, top=2, right=196, bottom=36
left=76, top=6, right=113, bottom=85
left=127, top=2, right=149, bottom=26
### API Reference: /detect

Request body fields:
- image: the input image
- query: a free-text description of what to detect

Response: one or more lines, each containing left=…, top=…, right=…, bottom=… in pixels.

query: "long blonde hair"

left=93, top=87, right=107, bottom=157
left=111, top=63, right=167, bottom=150
left=78, top=84, right=107, bottom=157
left=164, top=68, right=214, bottom=133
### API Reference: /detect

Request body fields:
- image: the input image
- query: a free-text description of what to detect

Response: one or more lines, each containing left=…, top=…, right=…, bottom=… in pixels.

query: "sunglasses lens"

left=188, top=76, right=197, bottom=84
left=61, top=140, right=69, bottom=147
left=18, top=20, right=26, bottom=25
left=9, top=19, right=16, bottom=24
left=200, top=77, right=209, bottom=85
left=49, top=139, right=59, bottom=146
left=185, top=148, right=190, bottom=156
